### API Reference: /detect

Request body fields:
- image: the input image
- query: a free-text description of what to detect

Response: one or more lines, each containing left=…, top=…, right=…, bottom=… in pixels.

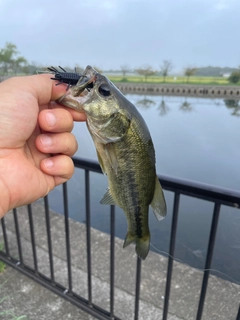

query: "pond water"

left=48, top=95, right=240, bottom=284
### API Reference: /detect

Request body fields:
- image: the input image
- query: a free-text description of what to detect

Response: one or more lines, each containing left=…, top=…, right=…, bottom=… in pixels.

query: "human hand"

left=0, top=74, right=86, bottom=218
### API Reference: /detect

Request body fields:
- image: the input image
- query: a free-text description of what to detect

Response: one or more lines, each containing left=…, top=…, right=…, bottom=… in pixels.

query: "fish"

left=58, top=66, right=167, bottom=260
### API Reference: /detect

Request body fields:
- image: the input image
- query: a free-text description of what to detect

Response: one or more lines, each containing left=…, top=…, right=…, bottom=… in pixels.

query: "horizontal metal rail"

left=0, top=156, right=240, bottom=320
left=72, top=157, right=240, bottom=207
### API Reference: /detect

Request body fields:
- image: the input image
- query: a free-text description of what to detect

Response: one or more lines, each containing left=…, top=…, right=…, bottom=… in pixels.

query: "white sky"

left=0, top=0, right=239, bottom=72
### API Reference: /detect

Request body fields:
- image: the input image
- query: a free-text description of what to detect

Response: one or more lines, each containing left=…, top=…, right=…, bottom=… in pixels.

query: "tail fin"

left=123, top=232, right=150, bottom=260
left=135, top=236, right=150, bottom=260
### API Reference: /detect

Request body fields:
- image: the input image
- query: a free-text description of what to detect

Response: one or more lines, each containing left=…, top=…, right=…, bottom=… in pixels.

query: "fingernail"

left=45, top=112, right=56, bottom=126
left=43, top=158, right=54, bottom=168
left=40, top=134, right=52, bottom=147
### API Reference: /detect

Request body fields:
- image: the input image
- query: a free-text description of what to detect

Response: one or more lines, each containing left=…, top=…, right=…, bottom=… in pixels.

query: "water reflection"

left=134, top=96, right=240, bottom=117
left=179, top=98, right=193, bottom=112
left=136, top=96, right=156, bottom=109
left=158, top=97, right=170, bottom=116
left=224, top=99, right=240, bottom=117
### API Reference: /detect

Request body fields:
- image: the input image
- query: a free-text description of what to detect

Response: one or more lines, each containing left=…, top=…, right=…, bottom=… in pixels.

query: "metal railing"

left=0, top=157, right=240, bottom=320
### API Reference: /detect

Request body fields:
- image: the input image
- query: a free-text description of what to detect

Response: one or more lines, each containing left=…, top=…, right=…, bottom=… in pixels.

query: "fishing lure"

left=47, top=66, right=83, bottom=90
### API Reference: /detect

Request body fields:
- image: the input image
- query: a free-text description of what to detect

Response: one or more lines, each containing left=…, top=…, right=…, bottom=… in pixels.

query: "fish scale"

left=110, top=126, right=154, bottom=257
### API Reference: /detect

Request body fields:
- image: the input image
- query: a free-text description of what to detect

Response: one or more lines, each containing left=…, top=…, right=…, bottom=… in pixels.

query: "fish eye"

left=98, top=84, right=111, bottom=97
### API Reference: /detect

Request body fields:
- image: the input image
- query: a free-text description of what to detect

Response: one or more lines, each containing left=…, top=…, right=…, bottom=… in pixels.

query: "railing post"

left=110, top=205, right=115, bottom=319
left=162, top=192, right=180, bottom=320
left=63, top=182, right=73, bottom=294
left=44, top=195, right=55, bottom=282
left=13, top=208, right=23, bottom=264
left=27, top=204, right=38, bottom=273
left=196, top=202, right=221, bottom=320
left=134, top=257, right=142, bottom=320
left=236, top=304, right=240, bottom=320
left=85, top=169, right=92, bottom=305
left=1, top=218, right=9, bottom=256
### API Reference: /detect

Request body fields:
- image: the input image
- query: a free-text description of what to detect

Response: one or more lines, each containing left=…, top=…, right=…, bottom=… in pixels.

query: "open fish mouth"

left=71, top=66, right=98, bottom=97
left=58, top=66, right=98, bottom=108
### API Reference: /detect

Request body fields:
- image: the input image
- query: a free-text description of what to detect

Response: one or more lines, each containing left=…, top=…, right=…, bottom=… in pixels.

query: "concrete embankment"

left=115, top=82, right=240, bottom=99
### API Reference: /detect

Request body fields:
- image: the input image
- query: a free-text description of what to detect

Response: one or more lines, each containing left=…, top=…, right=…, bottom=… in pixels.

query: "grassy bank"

left=108, top=75, right=240, bottom=86
left=1, top=74, right=240, bottom=86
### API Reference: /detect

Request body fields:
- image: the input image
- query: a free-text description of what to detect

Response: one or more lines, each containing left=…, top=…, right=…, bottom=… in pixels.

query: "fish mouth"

left=71, top=66, right=98, bottom=97
left=58, top=66, right=98, bottom=109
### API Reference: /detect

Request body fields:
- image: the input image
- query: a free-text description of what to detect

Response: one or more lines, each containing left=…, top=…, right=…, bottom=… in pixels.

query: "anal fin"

left=100, top=188, right=116, bottom=205
left=123, top=232, right=135, bottom=248
left=151, top=176, right=167, bottom=221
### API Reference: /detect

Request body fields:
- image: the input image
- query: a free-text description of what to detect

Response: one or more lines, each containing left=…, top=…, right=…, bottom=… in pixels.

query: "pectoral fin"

left=96, top=149, right=107, bottom=174
left=151, top=176, right=167, bottom=221
left=100, top=188, right=116, bottom=205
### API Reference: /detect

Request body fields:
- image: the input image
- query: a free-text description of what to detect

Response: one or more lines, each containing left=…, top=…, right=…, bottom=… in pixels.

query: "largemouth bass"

left=58, top=66, right=167, bottom=260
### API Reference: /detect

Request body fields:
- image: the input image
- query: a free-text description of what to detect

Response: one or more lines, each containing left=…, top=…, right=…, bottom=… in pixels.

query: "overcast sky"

left=0, top=0, right=239, bottom=73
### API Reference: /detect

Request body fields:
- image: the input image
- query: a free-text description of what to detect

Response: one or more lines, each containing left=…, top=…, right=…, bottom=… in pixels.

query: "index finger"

left=19, top=75, right=87, bottom=121
left=26, top=75, right=87, bottom=120
left=2, top=74, right=67, bottom=105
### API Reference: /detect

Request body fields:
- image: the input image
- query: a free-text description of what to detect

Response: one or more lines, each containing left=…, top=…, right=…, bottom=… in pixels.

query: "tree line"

left=0, top=42, right=27, bottom=75
left=121, top=64, right=239, bottom=83
left=122, top=63, right=202, bottom=83
left=0, top=42, right=42, bottom=75
left=0, top=42, right=239, bottom=84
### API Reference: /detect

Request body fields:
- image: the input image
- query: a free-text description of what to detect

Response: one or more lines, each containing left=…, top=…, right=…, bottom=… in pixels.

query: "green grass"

left=0, top=310, right=27, bottom=320
left=0, top=246, right=27, bottom=318
left=0, top=275, right=28, bottom=319
left=108, top=75, right=240, bottom=86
